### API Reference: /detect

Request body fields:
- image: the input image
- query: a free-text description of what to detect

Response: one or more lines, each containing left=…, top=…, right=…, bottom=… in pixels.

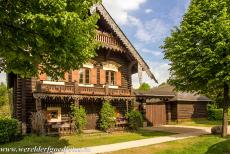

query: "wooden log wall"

left=93, top=50, right=132, bottom=89
left=176, top=102, right=208, bottom=120
left=12, top=76, right=36, bottom=132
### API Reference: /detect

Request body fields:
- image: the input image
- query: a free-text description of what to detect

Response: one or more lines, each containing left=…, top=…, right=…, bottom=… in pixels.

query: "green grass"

left=0, top=130, right=173, bottom=154
left=168, top=118, right=225, bottom=127
left=107, top=135, right=230, bottom=154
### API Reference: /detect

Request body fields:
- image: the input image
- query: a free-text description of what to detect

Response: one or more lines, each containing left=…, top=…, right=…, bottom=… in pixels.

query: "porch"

left=33, top=94, right=135, bottom=135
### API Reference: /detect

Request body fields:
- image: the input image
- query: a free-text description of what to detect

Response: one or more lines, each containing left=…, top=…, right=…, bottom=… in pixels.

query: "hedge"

left=0, top=117, right=18, bottom=143
left=208, top=108, right=230, bottom=121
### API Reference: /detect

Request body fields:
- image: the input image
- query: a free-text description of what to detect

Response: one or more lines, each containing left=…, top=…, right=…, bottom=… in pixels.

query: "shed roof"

left=134, top=84, right=211, bottom=102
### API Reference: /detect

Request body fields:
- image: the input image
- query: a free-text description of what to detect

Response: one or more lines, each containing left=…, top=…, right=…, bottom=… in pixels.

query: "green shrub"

left=208, top=108, right=230, bottom=121
left=98, top=101, right=116, bottom=131
left=126, top=110, right=143, bottom=130
left=0, top=117, right=18, bottom=143
left=71, top=105, right=87, bottom=134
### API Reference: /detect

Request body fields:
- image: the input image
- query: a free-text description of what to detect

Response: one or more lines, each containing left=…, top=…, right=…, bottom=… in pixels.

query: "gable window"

left=106, top=71, right=116, bottom=86
left=79, top=68, right=90, bottom=84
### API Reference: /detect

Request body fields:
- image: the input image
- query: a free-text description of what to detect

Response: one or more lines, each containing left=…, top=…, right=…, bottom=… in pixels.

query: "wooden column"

left=35, top=98, right=42, bottom=111
left=126, top=100, right=129, bottom=113
left=74, top=98, right=80, bottom=108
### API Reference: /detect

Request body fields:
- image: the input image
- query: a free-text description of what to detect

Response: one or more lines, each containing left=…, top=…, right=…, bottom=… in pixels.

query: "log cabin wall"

left=176, top=101, right=208, bottom=120
left=93, top=49, right=132, bottom=89
left=11, top=76, right=37, bottom=132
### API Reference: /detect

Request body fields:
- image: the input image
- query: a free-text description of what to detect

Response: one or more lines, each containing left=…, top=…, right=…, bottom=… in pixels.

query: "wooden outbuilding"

left=135, top=84, right=211, bottom=126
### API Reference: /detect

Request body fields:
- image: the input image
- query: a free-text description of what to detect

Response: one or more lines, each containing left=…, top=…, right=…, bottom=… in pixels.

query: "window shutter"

left=39, top=73, right=47, bottom=81
left=72, top=70, right=79, bottom=82
left=116, top=71, right=122, bottom=86
left=91, top=68, right=97, bottom=84
left=100, top=69, right=106, bottom=84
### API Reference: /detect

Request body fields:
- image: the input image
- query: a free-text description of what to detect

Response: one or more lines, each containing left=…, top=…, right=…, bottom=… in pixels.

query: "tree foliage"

left=98, top=101, right=115, bottom=132
left=0, top=0, right=101, bottom=79
left=0, top=83, right=8, bottom=107
left=70, top=104, right=87, bottom=134
left=162, top=0, right=230, bottom=136
left=162, top=0, right=230, bottom=93
left=138, top=83, right=151, bottom=91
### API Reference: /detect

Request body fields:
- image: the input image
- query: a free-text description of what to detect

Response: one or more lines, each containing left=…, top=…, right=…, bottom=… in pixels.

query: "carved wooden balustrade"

left=36, top=81, right=132, bottom=96
left=96, top=31, right=125, bottom=52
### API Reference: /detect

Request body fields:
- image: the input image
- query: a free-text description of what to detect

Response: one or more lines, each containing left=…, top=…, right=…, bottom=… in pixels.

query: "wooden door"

left=81, top=101, right=102, bottom=130
left=146, top=102, right=166, bottom=126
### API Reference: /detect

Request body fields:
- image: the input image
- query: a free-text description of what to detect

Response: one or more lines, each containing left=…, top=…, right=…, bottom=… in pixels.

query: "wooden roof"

left=134, top=84, right=212, bottom=102
left=95, top=4, right=158, bottom=83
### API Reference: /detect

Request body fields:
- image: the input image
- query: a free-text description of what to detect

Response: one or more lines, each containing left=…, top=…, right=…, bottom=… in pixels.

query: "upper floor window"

left=79, top=68, right=90, bottom=84
left=106, top=70, right=116, bottom=86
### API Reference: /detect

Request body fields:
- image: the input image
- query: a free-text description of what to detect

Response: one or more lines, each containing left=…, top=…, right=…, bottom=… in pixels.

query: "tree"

left=99, top=101, right=115, bottom=132
left=0, top=0, right=101, bottom=79
left=138, top=83, right=151, bottom=91
left=162, top=0, right=230, bottom=137
left=70, top=104, right=87, bottom=134
left=0, top=83, right=8, bottom=107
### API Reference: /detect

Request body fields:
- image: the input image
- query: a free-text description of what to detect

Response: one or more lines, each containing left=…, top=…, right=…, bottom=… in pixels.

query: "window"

left=106, top=71, right=116, bottom=86
left=46, top=107, right=61, bottom=122
left=79, top=68, right=91, bottom=84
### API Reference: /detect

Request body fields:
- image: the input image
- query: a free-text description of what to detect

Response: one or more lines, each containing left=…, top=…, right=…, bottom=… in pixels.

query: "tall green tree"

left=138, top=83, right=151, bottom=91
left=0, top=0, right=100, bottom=79
left=0, top=83, right=8, bottom=107
left=162, top=0, right=230, bottom=137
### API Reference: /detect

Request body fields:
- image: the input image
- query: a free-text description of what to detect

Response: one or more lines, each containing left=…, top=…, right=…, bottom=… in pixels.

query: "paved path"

left=55, top=125, right=211, bottom=154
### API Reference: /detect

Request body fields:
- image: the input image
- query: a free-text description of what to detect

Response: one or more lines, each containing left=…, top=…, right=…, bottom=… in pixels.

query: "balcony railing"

left=96, top=31, right=125, bottom=51
left=36, top=82, right=132, bottom=96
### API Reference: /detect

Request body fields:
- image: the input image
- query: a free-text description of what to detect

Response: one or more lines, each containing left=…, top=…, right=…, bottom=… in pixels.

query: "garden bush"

left=208, top=107, right=230, bottom=121
left=71, top=105, right=87, bottom=134
left=98, top=101, right=116, bottom=131
left=0, top=117, right=18, bottom=143
left=126, top=110, right=143, bottom=130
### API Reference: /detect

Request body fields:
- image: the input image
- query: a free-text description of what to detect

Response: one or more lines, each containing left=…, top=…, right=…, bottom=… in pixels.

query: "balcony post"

left=36, top=81, right=42, bottom=92
left=74, top=82, right=79, bottom=94
left=35, top=98, right=42, bottom=111
left=105, top=84, right=109, bottom=96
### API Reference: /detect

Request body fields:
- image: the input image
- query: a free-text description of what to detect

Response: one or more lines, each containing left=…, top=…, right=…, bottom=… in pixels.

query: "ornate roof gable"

left=95, top=4, right=158, bottom=83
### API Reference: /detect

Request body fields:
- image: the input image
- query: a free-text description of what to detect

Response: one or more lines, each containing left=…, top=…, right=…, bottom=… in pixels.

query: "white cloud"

left=132, top=61, right=170, bottom=88
left=103, top=0, right=147, bottom=25
left=135, top=18, right=169, bottom=43
left=145, top=9, right=153, bottom=14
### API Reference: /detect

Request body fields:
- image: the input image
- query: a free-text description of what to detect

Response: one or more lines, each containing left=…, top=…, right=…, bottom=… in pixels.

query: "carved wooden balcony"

left=36, top=81, right=132, bottom=97
left=96, top=31, right=126, bottom=52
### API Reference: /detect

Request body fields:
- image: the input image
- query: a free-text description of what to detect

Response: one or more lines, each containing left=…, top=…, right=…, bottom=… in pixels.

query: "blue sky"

left=0, top=0, right=190, bottom=87
left=103, top=0, right=190, bottom=88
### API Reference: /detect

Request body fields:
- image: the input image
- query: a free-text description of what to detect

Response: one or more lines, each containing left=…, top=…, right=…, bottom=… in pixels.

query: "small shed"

left=135, top=84, right=211, bottom=126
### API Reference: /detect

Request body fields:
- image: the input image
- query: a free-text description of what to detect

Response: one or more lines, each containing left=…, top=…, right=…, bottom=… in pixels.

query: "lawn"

left=168, top=118, right=227, bottom=127
left=0, top=130, right=173, bottom=154
left=107, top=135, right=230, bottom=154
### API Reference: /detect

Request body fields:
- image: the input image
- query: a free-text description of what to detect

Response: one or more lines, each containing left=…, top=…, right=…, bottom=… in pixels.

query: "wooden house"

left=7, top=4, right=157, bottom=134
left=135, top=84, right=211, bottom=126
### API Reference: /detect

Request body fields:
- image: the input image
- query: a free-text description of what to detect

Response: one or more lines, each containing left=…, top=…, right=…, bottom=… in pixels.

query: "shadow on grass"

left=132, top=129, right=174, bottom=137
left=205, top=137, right=230, bottom=154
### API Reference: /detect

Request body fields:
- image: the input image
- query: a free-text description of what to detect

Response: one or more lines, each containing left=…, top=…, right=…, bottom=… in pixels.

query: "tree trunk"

left=222, top=83, right=229, bottom=137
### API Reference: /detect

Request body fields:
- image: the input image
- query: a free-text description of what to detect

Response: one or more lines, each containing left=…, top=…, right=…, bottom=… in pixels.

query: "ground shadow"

left=131, top=129, right=174, bottom=137
left=205, top=138, right=230, bottom=154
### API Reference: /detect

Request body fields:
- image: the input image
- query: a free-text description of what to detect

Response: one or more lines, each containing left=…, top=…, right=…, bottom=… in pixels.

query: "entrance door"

left=81, top=101, right=102, bottom=130
left=146, top=102, right=166, bottom=126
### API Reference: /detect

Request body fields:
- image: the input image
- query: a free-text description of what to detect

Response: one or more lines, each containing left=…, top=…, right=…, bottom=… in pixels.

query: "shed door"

left=146, top=102, right=166, bottom=126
